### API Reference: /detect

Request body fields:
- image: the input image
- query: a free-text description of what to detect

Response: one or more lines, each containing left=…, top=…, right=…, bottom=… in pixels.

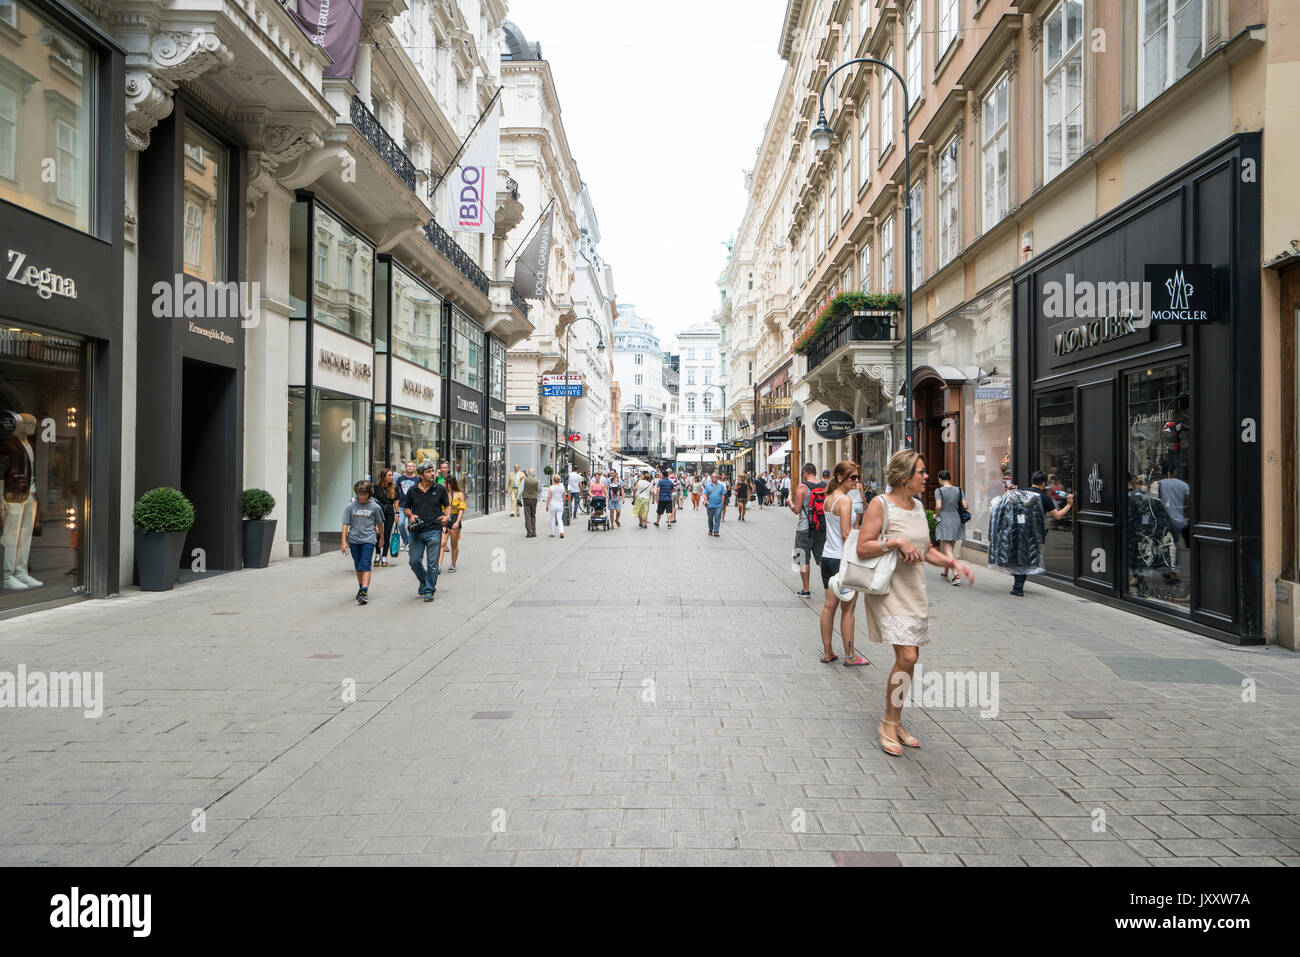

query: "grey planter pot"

left=242, top=519, right=277, bottom=569
left=134, top=530, right=188, bottom=591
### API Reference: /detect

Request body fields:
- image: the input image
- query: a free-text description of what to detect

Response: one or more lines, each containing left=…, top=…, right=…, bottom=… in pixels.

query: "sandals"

left=878, top=721, right=903, bottom=757
left=883, top=719, right=920, bottom=749
left=842, top=654, right=869, bottom=667
left=820, top=653, right=838, bottom=664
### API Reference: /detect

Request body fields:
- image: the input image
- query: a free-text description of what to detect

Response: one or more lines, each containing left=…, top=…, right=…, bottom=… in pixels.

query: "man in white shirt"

left=507, top=464, right=524, bottom=516
left=567, top=468, right=583, bottom=520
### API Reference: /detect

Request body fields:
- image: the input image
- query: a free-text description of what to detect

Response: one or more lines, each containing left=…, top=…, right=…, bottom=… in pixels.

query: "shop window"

left=1140, top=0, right=1203, bottom=108
left=310, top=205, right=374, bottom=342
left=314, top=389, right=371, bottom=546
left=1036, top=389, right=1075, bottom=577
left=390, top=264, right=441, bottom=371
left=0, top=2, right=95, bottom=233
left=451, top=311, right=485, bottom=391
left=490, top=338, right=506, bottom=401
left=981, top=74, right=1010, bottom=232
left=1043, top=0, right=1083, bottom=182
left=0, top=326, right=89, bottom=612
left=1125, top=361, right=1191, bottom=611
left=182, top=122, right=225, bottom=283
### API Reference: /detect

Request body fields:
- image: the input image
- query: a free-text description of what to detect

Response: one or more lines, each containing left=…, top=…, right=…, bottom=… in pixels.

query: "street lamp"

left=811, top=58, right=915, bottom=450
left=699, top=382, right=727, bottom=474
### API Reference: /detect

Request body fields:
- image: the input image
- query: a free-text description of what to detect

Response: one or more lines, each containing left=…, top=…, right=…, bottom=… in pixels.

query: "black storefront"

left=1012, top=134, right=1262, bottom=644
left=0, top=0, right=123, bottom=615
left=137, top=97, right=246, bottom=577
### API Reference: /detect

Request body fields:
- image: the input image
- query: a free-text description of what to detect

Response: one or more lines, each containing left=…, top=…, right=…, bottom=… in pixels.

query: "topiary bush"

left=543, top=465, right=553, bottom=476
left=133, top=487, right=195, bottom=533
left=242, top=488, right=276, bottom=521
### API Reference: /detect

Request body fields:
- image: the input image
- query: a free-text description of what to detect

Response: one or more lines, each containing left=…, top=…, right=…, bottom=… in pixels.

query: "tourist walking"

left=702, top=472, right=725, bottom=536
left=567, top=466, right=583, bottom=520
left=755, top=473, right=767, bottom=509
left=735, top=473, right=750, bottom=521
left=373, top=469, right=399, bottom=567
left=546, top=472, right=568, bottom=538
left=856, top=450, right=974, bottom=755
left=933, top=470, right=968, bottom=586
left=403, top=462, right=450, bottom=602
left=396, top=461, right=419, bottom=550
left=439, top=475, right=468, bottom=572
left=607, top=469, right=623, bottom=527
left=818, top=462, right=867, bottom=666
left=789, top=462, right=825, bottom=598
left=779, top=473, right=791, bottom=507
left=340, top=480, right=385, bottom=604
left=633, top=472, right=653, bottom=528
left=691, top=475, right=704, bottom=509
left=521, top=468, right=540, bottom=537
left=720, top=474, right=731, bottom=523
left=654, top=468, right=675, bottom=528
left=507, top=464, right=524, bottom=516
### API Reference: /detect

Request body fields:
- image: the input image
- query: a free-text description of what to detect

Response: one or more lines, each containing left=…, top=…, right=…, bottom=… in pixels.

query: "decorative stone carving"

left=246, top=126, right=324, bottom=216
left=1004, top=49, right=1020, bottom=80
left=125, top=29, right=234, bottom=150
left=1028, top=20, right=1043, bottom=51
left=855, top=361, right=899, bottom=401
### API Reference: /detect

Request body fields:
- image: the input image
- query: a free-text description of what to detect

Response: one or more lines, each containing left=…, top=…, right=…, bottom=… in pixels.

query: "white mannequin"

left=2, top=412, right=42, bottom=591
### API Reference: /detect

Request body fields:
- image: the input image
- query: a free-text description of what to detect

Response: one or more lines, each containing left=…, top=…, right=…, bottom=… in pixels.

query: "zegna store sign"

left=6, top=249, right=78, bottom=300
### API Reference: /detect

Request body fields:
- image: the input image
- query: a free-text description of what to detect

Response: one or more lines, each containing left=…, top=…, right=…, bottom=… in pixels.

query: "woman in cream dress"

left=857, top=450, right=974, bottom=756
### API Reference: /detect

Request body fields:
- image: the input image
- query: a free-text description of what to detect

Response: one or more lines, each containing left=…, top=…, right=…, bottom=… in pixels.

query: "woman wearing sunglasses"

left=818, top=461, right=867, bottom=666
left=857, top=449, right=974, bottom=756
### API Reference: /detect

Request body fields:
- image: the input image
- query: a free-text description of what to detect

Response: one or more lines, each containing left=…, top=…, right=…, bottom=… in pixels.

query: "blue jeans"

left=706, top=506, right=721, bottom=534
left=398, top=508, right=410, bottom=545
left=570, top=492, right=581, bottom=519
left=408, top=527, right=444, bottom=595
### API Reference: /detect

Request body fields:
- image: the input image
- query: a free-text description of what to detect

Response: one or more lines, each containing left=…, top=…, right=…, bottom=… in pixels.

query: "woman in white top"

left=544, top=474, right=567, bottom=538
left=818, top=461, right=867, bottom=666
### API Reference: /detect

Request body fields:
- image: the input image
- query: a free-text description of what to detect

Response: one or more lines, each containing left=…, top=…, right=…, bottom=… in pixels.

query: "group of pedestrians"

left=340, top=459, right=468, bottom=605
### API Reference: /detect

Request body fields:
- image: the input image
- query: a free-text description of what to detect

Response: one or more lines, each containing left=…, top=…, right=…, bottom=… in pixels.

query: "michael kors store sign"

left=292, top=323, right=375, bottom=399
left=380, top=356, right=442, bottom=416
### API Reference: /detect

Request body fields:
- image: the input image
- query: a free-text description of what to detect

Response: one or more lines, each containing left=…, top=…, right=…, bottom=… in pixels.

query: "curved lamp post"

left=699, top=382, right=729, bottom=474
left=562, top=314, right=606, bottom=479
left=811, top=58, right=914, bottom=450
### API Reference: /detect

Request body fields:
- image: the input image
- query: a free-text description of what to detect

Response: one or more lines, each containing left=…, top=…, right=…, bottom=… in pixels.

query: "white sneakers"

left=4, top=574, right=45, bottom=591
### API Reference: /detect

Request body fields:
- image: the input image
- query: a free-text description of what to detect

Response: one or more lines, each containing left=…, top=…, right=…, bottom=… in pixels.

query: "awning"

left=675, top=452, right=720, bottom=464
left=767, top=440, right=792, bottom=465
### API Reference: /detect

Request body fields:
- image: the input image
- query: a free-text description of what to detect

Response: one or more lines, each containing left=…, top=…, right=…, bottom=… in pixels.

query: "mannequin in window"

left=1, top=412, right=42, bottom=591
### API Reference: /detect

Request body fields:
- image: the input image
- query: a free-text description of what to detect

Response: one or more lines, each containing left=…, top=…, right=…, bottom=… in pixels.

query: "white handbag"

left=830, top=495, right=897, bottom=596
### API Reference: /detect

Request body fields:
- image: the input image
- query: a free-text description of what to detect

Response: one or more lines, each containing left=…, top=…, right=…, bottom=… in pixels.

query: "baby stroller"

left=587, top=494, right=609, bottom=531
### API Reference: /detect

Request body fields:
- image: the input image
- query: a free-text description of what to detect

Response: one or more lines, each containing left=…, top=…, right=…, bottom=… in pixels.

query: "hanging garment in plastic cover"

left=987, top=489, right=1047, bottom=575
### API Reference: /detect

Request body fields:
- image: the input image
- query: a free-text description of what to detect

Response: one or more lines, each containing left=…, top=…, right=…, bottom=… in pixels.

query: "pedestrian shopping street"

left=2, top=504, right=1299, bottom=867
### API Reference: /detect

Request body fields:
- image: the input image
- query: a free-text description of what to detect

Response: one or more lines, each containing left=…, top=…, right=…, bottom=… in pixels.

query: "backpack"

left=808, top=484, right=827, bottom=534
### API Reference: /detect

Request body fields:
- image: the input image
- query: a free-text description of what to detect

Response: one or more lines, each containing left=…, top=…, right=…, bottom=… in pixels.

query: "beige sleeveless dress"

left=864, top=495, right=932, bottom=646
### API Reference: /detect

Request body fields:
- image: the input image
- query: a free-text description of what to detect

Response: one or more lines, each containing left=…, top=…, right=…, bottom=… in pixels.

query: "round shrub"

left=242, top=488, right=276, bottom=521
left=133, top=487, right=195, bottom=533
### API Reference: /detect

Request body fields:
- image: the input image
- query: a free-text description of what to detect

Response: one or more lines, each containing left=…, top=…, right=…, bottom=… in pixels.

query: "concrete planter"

left=241, top=519, right=277, bottom=569
left=134, top=530, right=187, bottom=592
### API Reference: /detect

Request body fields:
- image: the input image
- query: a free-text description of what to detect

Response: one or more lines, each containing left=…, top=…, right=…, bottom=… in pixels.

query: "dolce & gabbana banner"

left=512, top=205, right=554, bottom=301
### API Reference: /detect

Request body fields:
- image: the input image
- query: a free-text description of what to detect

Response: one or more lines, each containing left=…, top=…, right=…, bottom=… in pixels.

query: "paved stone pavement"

left=2, top=501, right=1299, bottom=867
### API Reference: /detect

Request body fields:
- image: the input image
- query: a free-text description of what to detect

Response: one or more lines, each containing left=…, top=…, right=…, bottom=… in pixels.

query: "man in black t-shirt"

left=404, top=462, right=451, bottom=601
left=1010, top=470, right=1073, bottom=596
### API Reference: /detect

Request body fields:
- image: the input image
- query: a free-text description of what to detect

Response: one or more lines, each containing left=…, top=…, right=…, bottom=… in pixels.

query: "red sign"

left=567, top=433, right=581, bottom=442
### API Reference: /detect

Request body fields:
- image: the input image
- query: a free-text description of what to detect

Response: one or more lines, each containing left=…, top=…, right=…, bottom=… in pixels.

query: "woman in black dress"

left=373, top=469, right=399, bottom=567
left=735, top=473, right=750, bottom=521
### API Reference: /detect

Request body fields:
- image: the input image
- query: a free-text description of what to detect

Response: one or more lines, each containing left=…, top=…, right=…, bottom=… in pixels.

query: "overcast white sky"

left=502, top=0, right=789, bottom=346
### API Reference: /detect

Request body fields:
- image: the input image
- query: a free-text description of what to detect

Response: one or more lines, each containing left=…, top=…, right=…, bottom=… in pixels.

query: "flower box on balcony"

left=792, top=291, right=902, bottom=355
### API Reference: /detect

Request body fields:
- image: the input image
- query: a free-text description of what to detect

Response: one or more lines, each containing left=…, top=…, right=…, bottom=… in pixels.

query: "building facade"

left=612, top=304, right=667, bottom=464
left=674, top=323, right=723, bottom=469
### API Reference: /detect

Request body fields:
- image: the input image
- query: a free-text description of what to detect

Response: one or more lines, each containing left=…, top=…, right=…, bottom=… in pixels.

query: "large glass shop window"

left=451, top=311, right=485, bottom=390
left=451, top=420, right=483, bottom=515
left=388, top=408, right=441, bottom=473
left=1125, top=361, right=1191, bottom=611
left=391, top=265, right=441, bottom=370
left=311, top=205, right=373, bottom=341
left=0, top=1, right=96, bottom=234
left=1036, top=390, right=1075, bottom=577
left=0, top=326, right=87, bottom=610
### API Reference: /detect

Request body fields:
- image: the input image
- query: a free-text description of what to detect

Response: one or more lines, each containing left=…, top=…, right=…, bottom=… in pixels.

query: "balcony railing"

left=806, top=311, right=896, bottom=372
left=424, top=218, right=490, bottom=296
left=510, top=287, right=530, bottom=317
left=350, top=95, right=416, bottom=192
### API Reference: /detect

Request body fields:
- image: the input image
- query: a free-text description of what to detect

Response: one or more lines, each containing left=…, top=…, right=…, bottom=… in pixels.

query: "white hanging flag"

left=451, top=106, right=499, bottom=234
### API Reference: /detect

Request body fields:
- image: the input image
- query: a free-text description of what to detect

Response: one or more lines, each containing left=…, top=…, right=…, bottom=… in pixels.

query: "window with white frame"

left=0, top=84, right=15, bottom=181
left=794, top=232, right=801, bottom=281
left=842, top=150, right=851, bottom=219
left=184, top=201, right=203, bottom=267
left=803, top=228, right=811, bottom=278
left=635, top=352, right=643, bottom=365
left=938, top=136, right=959, bottom=267
left=817, top=193, right=826, bottom=256
left=828, top=163, right=838, bottom=236
left=880, top=48, right=895, bottom=152
left=1140, top=0, right=1204, bottom=107
left=705, top=348, right=712, bottom=359
left=880, top=213, right=895, bottom=290
left=858, top=106, right=870, bottom=189
left=687, top=394, right=696, bottom=412
left=635, top=373, right=643, bottom=385
left=689, top=425, right=696, bottom=441
left=53, top=118, right=79, bottom=205
left=704, top=427, right=712, bottom=441
left=703, top=394, right=712, bottom=411
left=316, top=241, right=328, bottom=282
left=859, top=244, right=871, bottom=291
left=1043, top=0, right=1083, bottom=182
left=982, top=73, right=1010, bottom=232
left=905, top=2, right=921, bottom=101
left=859, top=0, right=870, bottom=36
left=686, top=347, right=696, bottom=359
left=687, top=369, right=696, bottom=385
left=0, top=1, right=17, bottom=27
left=939, top=0, right=959, bottom=56
left=704, top=369, right=712, bottom=384
left=841, top=267, right=851, bottom=294
left=908, top=182, right=923, bottom=288
left=635, top=394, right=643, bottom=407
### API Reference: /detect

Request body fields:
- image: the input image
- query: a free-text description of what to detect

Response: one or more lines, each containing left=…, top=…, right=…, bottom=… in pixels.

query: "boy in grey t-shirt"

left=341, top=480, right=385, bottom=604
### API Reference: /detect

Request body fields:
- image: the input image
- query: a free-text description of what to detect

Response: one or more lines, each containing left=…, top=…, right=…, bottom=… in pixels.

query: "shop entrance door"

left=181, top=359, right=238, bottom=573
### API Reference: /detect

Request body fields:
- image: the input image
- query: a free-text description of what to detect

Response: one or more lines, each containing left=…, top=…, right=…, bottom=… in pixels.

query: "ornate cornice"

left=124, top=28, right=234, bottom=150
left=246, top=125, right=324, bottom=216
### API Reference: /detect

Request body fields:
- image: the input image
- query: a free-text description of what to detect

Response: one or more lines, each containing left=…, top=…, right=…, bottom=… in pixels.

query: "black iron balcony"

left=510, top=287, right=530, bottom=317
left=423, top=218, right=490, bottom=296
left=349, top=95, right=416, bottom=192
left=806, top=311, right=895, bottom=371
